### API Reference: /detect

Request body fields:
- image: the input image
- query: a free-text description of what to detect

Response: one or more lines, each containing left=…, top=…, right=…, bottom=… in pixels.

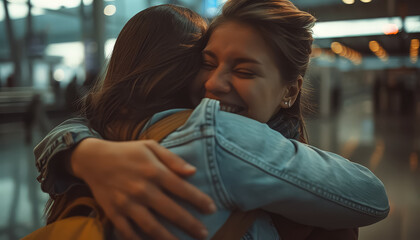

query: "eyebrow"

left=202, top=50, right=262, bottom=65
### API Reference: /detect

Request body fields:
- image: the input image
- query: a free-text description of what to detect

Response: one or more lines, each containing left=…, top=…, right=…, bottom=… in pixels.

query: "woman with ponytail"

left=35, top=1, right=388, bottom=239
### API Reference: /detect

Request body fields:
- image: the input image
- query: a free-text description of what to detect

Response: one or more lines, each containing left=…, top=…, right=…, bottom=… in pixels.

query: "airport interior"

left=0, top=0, right=419, bottom=239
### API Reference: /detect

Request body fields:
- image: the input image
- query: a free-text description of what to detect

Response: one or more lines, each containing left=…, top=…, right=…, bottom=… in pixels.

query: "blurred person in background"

left=23, top=94, right=51, bottom=145
left=65, top=75, right=82, bottom=114
left=34, top=0, right=389, bottom=239
left=6, top=73, right=15, bottom=88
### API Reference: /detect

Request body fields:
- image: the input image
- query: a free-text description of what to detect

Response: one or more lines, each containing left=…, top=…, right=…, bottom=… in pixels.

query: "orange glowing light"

left=410, top=39, right=419, bottom=63
left=411, top=39, right=420, bottom=49
left=369, top=41, right=380, bottom=52
left=347, top=50, right=355, bottom=59
left=331, top=42, right=343, bottom=54
left=383, top=23, right=399, bottom=35
left=330, top=42, right=362, bottom=65
left=377, top=48, right=385, bottom=57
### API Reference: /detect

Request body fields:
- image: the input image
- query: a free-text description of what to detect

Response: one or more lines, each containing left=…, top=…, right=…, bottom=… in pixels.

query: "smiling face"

left=191, top=21, right=291, bottom=123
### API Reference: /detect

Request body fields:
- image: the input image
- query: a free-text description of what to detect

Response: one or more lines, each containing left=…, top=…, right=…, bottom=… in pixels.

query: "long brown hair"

left=83, top=4, right=207, bottom=140
left=46, top=4, right=207, bottom=223
left=204, top=0, right=316, bottom=143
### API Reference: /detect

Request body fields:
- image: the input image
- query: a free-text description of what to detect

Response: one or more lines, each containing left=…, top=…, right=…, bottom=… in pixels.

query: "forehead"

left=205, top=21, right=275, bottom=60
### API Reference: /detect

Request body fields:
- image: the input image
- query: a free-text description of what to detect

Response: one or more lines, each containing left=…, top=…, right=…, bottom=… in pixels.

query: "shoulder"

left=180, top=98, right=278, bottom=138
left=182, top=99, right=284, bottom=149
left=184, top=98, right=270, bottom=129
left=161, top=98, right=285, bottom=151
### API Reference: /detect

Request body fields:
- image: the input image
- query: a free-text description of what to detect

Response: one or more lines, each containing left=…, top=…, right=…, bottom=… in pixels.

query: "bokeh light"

left=342, top=0, right=355, bottom=4
left=104, top=5, right=116, bottom=16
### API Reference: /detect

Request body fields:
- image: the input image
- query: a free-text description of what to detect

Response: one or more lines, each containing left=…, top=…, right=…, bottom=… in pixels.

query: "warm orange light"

left=411, top=39, right=420, bottom=49
left=383, top=23, right=399, bottom=35
left=410, top=39, right=419, bottom=63
left=369, top=40, right=388, bottom=61
left=346, top=52, right=351, bottom=59
left=369, top=41, right=380, bottom=52
left=331, top=42, right=343, bottom=54
left=331, top=42, right=362, bottom=65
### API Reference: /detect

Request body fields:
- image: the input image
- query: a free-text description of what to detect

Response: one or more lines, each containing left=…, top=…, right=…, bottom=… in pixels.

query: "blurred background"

left=0, top=0, right=419, bottom=239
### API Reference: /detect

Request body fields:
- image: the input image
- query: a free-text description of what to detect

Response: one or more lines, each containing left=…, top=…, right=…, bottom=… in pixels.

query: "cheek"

left=250, top=81, right=282, bottom=122
left=241, top=83, right=269, bottom=122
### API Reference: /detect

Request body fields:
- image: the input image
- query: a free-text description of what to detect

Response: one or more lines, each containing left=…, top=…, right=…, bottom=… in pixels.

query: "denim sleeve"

left=213, top=111, right=389, bottom=229
left=34, top=117, right=102, bottom=197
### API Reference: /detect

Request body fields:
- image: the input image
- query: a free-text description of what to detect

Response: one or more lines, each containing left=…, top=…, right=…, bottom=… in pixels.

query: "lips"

left=219, top=102, right=245, bottom=114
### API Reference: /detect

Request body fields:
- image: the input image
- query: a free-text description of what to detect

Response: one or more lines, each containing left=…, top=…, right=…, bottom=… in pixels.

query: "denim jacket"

left=34, top=98, right=389, bottom=239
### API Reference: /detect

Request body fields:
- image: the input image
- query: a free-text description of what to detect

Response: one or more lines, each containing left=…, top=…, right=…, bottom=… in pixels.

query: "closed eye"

left=235, top=69, right=256, bottom=78
left=202, top=61, right=216, bottom=70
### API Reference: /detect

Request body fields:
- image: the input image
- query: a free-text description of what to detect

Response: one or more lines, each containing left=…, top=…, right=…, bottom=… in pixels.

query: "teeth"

left=220, top=103, right=241, bottom=113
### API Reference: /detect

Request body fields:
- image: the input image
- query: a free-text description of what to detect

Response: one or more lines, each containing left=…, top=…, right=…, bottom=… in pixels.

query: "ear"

left=280, top=76, right=303, bottom=108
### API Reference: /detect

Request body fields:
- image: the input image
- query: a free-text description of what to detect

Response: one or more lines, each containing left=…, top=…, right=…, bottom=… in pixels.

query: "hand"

left=71, top=138, right=216, bottom=240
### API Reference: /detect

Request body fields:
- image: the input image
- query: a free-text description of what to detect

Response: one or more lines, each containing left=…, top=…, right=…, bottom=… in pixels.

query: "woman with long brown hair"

left=35, top=1, right=388, bottom=239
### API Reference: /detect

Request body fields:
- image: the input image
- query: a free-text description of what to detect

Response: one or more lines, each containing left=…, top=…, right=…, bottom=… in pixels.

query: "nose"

left=204, top=68, right=231, bottom=94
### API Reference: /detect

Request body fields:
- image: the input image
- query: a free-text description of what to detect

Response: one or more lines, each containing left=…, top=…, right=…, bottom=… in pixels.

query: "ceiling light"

left=46, top=42, right=84, bottom=67
left=313, top=17, right=403, bottom=39
left=383, top=23, right=399, bottom=35
left=343, top=0, right=355, bottom=4
left=405, top=16, right=420, bottom=33
left=360, top=0, right=372, bottom=3
left=53, top=69, right=65, bottom=82
left=83, top=0, right=93, bottom=5
left=330, top=42, right=362, bottom=65
left=104, top=4, right=116, bottom=16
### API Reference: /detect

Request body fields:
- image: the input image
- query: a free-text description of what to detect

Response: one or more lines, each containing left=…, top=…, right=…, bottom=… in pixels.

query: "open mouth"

left=219, top=102, right=245, bottom=114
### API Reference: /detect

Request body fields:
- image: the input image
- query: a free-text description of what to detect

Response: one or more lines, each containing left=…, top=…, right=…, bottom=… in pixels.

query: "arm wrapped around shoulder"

left=213, top=110, right=389, bottom=229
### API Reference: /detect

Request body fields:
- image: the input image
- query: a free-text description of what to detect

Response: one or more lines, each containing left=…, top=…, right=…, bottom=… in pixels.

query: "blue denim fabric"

left=34, top=98, right=389, bottom=239
left=34, top=117, right=102, bottom=195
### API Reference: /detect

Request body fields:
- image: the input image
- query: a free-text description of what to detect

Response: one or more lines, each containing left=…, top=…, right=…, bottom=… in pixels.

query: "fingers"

left=103, top=191, right=174, bottom=240
left=107, top=211, right=141, bottom=240
left=144, top=140, right=217, bottom=214
left=144, top=140, right=196, bottom=176
left=122, top=180, right=209, bottom=239
left=96, top=190, right=142, bottom=240
left=145, top=188, right=209, bottom=240
left=125, top=203, right=179, bottom=240
left=159, top=170, right=217, bottom=214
